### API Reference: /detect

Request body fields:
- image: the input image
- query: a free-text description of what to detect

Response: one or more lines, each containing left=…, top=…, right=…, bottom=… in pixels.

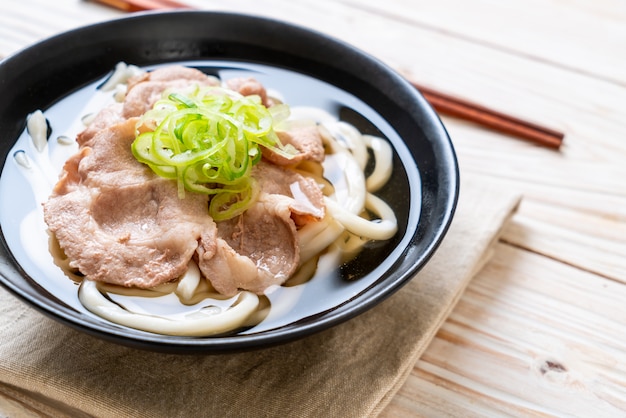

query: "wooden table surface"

left=1, top=0, right=625, bottom=416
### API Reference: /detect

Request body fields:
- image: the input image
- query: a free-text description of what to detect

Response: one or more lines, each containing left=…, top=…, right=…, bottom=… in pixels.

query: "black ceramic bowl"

left=0, top=11, right=458, bottom=353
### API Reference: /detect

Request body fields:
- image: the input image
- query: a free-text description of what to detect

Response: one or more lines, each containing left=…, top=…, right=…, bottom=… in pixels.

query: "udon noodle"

left=21, top=63, right=397, bottom=336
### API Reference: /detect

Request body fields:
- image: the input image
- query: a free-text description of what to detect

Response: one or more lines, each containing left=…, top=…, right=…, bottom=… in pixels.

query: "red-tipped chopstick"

left=88, top=0, right=191, bottom=12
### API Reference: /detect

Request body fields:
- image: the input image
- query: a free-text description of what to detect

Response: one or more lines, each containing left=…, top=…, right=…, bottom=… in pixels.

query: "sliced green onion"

left=131, top=85, right=298, bottom=220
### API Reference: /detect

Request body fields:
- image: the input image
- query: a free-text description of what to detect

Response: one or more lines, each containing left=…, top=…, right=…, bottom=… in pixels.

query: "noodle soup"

left=0, top=61, right=418, bottom=336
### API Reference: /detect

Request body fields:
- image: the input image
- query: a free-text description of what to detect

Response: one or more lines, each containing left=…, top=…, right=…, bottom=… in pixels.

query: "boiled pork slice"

left=197, top=194, right=298, bottom=296
left=45, top=180, right=216, bottom=288
left=123, top=66, right=220, bottom=118
left=44, top=65, right=328, bottom=295
left=77, top=103, right=124, bottom=147
left=196, top=161, right=325, bottom=296
left=44, top=118, right=216, bottom=288
left=225, top=77, right=273, bottom=107
left=252, top=161, right=325, bottom=225
left=262, top=125, right=325, bottom=166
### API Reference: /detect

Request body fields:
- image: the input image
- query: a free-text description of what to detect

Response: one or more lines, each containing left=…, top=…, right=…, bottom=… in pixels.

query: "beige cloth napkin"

left=0, top=176, right=520, bottom=417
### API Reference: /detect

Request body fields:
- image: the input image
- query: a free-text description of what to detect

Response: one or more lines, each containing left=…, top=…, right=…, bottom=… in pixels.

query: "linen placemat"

left=0, top=176, right=520, bottom=417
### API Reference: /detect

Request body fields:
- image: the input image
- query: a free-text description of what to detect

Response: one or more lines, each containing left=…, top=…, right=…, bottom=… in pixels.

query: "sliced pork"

left=197, top=162, right=325, bottom=296
left=126, top=65, right=214, bottom=90
left=44, top=118, right=216, bottom=288
left=77, top=103, right=124, bottom=146
left=263, top=126, right=325, bottom=166
left=44, top=65, right=327, bottom=295
left=45, top=179, right=216, bottom=288
left=197, top=194, right=299, bottom=296
left=226, top=77, right=272, bottom=107
left=253, top=161, right=325, bottom=225
left=123, top=66, right=220, bottom=118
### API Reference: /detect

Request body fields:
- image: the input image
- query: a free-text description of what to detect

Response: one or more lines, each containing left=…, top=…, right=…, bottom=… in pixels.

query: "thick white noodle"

left=175, top=260, right=201, bottom=303
left=320, top=125, right=367, bottom=214
left=364, top=192, right=398, bottom=234
left=363, top=135, right=393, bottom=193
left=26, top=110, right=48, bottom=152
left=79, top=280, right=260, bottom=336
left=315, top=118, right=397, bottom=241
left=333, top=152, right=366, bottom=214
left=297, top=214, right=334, bottom=245
left=99, top=62, right=145, bottom=92
left=331, top=121, right=369, bottom=170
left=285, top=256, right=319, bottom=286
left=324, top=193, right=397, bottom=241
left=113, top=84, right=128, bottom=102
left=13, top=151, right=31, bottom=169
left=298, top=218, right=345, bottom=263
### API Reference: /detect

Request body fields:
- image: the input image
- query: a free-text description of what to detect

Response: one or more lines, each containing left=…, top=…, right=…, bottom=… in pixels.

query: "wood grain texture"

left=382, top=244, right=626, bottom=417
left=333, top=0, right=626, bottom=86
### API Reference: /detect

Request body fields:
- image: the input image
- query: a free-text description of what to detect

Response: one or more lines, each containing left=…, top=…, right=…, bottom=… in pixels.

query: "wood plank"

left=501, top=200, right=626, bottom=283
left=382, top=243, right=626, bottom=417
left=382, top=364, right=536, bottom=417
left=333, top=0, right=626, bottom=86
left=454, top=173, right=626, bottom=223
left=0, top=0, right=120, bottom=57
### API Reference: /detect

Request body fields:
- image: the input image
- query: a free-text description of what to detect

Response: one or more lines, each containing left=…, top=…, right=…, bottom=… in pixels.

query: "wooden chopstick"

left=89, top=0, right=565, bottom=149
left=88, top=0, right=191, bottom=12
left=410, top=81, right=564, bottom=149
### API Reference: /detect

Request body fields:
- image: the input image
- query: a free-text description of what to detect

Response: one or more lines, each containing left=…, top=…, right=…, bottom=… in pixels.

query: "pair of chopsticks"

left=88, top=0, right=565, bottom=150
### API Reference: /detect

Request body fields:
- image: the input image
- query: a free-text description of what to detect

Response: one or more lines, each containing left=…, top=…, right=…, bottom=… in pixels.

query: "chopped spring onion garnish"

left=131, top=86, right=298, bottom=221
